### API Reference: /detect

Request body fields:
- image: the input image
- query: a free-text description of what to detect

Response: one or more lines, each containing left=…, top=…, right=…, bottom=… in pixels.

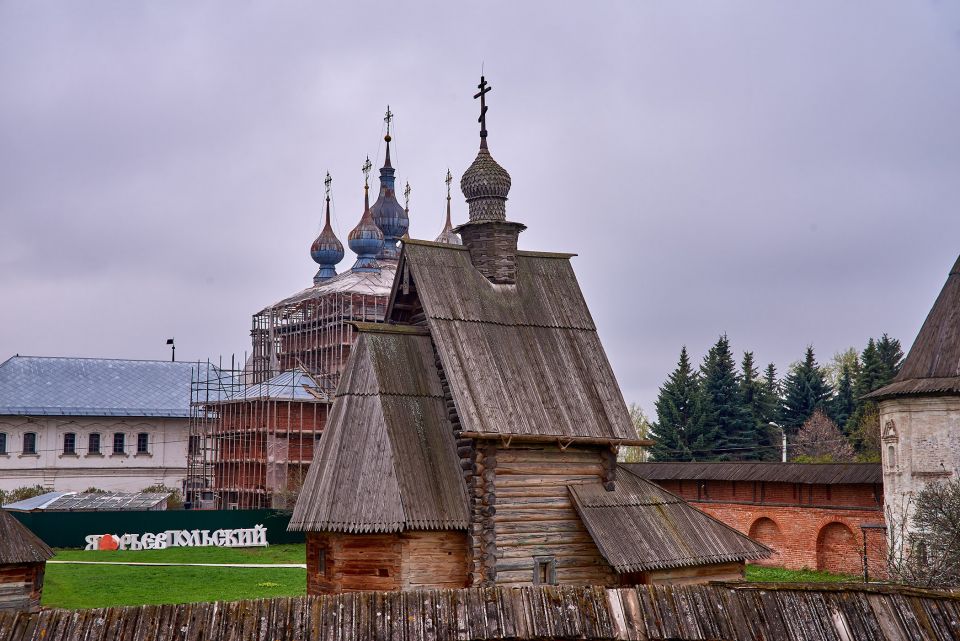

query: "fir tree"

left=832, top=362, right=856, bottom=432
left=876, top=334, right=904, bottom=385
left=649, top=347, right=705, bottom=461
left=700, top=336, right=757, bottom=460
left=753, top=363, right=782, bottom=460
left=855, top=338, right=884, bottom=399
left=780, top=345, right=834, bottom=435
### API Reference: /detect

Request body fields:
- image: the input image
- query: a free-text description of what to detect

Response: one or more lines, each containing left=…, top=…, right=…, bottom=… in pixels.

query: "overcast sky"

left=2, top=2, right=959, bottom=417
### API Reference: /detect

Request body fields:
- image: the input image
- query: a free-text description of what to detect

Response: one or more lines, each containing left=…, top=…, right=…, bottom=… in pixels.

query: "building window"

left=23, top=432, right=37, bottom=455
left=63, top=432, right=76, bottom=455
left=137, top=432, right=149, bottom=454
left=0, top=432, right=6, bottom=455
left=318, top=549, right=327, bottom=576
left=113, top=433, right=125, bottom=454
left=533, top=556, right=556, bottom=585
left=188, top=435, right=200, bottom=456
left=887, top=445, right=897, bottom=470
left=89, top=432, right=101, bottom=455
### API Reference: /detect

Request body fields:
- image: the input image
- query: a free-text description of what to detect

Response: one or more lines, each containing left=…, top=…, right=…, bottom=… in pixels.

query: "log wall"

left=482, top=444, right=616, bottom=587
left=639, top=561, right=744, bottom=586
left=0, top=563, right=45, bottom=613
left=306, top=531, right=468, bottom=594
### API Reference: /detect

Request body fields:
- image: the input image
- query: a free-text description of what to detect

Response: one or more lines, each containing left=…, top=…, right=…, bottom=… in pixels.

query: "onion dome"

left=435, top=169, right=462, bottom=245
left=460, top=79, right=511, bottom=223
left=370, top=107, right=409, bottom=260
left=348, top=157, right=384, bottom=272
left=310, top=172, right=344, bottom=284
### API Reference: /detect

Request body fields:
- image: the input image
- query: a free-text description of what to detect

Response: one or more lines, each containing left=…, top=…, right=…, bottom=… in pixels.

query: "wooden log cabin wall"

left=0, top=511, right=53, bottom=613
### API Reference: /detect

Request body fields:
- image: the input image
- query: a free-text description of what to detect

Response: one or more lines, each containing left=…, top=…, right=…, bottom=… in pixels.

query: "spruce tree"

left=739, top=352, right=769, bottom=458
left=876, top=334, right=904, bottom=385
left=855, top=338, right=884, bottom=399
left=649, top=347, right=705, bottom=461
left=700, top=336, right=756, bottom=460
left=780, top=346, right=834, bottom=435
left=754, top=363, right=782, bottom=460
left=832, top=362, right=856, bottom=432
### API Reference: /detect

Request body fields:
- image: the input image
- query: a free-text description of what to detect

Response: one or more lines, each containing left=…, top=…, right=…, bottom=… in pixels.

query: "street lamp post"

left=768, top=422, right=787, bottom=463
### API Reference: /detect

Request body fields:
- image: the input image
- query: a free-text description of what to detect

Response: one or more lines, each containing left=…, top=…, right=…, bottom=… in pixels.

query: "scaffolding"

left=187, top=267, right=395, bottom=509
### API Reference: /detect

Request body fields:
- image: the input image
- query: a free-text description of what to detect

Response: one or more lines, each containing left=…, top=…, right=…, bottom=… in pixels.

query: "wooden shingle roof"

left=867, top=254, right=960, bottom=399
left=395, top=241, right=639, bottom=443
left=570, top=468, right=771, bottom=572
left=288, top=326, right=469, bottom=533
left=0, top=510, right=53, bottom=564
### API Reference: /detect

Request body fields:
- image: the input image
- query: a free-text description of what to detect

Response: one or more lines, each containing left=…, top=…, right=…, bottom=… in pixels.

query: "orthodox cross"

left=362, top=156, right=372, bottom=187
left=404, top=181, right=411, bottom=210
left=445, top=168, right=452, bottom=200
left=324, top=172, right=332, bottom=201
left=474, top=76, right=491, bottom=140
left=384, top=105, right=393, bottom=136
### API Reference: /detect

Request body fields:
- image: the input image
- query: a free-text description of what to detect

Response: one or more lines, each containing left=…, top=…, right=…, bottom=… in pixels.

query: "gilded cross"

left=362, top=156, right=372, bottom=186
left=474, top=76, right=491, bottom=139
left=324, top=172, right=332, bottom=200
left=445, top=168, right=452, bottom=199
left=404, top=181, right=411, bottom=210
left=384, top=105, right=393, bottom=136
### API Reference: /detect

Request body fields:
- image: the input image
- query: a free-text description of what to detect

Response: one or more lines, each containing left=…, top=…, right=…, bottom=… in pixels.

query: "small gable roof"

left=0, top=510, right=53, bottom=564
left=570, top=467, right=771, bottom=573
left=867, top=255, right=960, bottom=399
left=393, top=241, right=639, bottom=443
left=288, top=326, right=469, bottom=533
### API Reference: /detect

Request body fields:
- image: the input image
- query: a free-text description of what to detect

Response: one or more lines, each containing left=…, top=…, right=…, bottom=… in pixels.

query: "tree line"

left=648, top=334, right=903, bottom=462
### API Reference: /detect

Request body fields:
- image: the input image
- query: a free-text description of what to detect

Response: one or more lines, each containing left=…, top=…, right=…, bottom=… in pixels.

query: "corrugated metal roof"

left=4, top=584, right=959, bottom=640
left=868, top=254, right=960, bottom=400
left=3, top=491, right=169, bottom=512
left=288, top=328, right=469, bottom=533
left=0, top=356, right=195, bottom=418
left=570, top=468, right=771, bottom=572
left=623, top=461, right=883, bottom=485
left=0, top=509, right=53, bottom=564
left=399, top=242, right=636, bottom=442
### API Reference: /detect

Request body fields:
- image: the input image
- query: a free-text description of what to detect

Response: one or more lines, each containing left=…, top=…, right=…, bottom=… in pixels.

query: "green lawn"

left=745, top=565, right=859, bottom=583
left=43, top=544, right=307, bottom=609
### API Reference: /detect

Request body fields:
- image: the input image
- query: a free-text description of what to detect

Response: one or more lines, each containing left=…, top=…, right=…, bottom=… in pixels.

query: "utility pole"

left=166, top=338, right=175, bottom=362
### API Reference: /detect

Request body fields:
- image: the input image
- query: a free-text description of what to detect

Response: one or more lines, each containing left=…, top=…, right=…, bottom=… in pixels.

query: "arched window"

left=887, top=445, right=897, bottom=470
left=137, top=432, right=149, bottom=454
left=23, top=432, right=37, bottom=455
left=63, top=432, right=76, bottom=455
left=88, top=432, right=101, bottom=455
left=113, top=432, right=126, bottom=454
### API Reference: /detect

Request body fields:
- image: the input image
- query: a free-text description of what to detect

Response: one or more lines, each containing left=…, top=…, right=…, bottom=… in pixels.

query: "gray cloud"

left=2, top=1, right=959, bottom=416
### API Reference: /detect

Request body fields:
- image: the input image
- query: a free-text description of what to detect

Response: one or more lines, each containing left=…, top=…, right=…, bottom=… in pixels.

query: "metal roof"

left=3, top=491, right=170, bottom=512
left=289, top=327, right=469, bottom=533
left=228, top=369, right=327, bottom=402
left=4, top=584, right=959, bottom=640
left=570, top=468, right=771, bottom=572
left=623, top=461, right=883, bottom=485
left=0, top=509, right=53, bottom=564
left=0, top=356, right=195, bottom=418
left=867, top=254, right=960, bottom=400
left=259, top=261, right=397, bottom=313
left=396, top=241, right=638, bottom=442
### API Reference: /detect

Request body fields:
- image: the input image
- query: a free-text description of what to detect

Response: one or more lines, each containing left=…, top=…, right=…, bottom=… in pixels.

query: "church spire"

left=348, top=157, right=384, bottom=272
left=310, top=172, right=345, bottom=284
left=434, top=169, right=461, bottom=245
left=370, top=105, right=409, bottom=260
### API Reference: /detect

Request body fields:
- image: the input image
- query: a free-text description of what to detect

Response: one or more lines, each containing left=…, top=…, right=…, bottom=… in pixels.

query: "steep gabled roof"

left=392, top=240, right=638, bottom=443
left=0, top=510, right=53, bottom=564
left=867, top=255, right=960, bottom=399
left=0, top=356, right=194, bottom=418
left=570, top=467, right=771, bottom=573
left=288, top=326, right=469, bottom=533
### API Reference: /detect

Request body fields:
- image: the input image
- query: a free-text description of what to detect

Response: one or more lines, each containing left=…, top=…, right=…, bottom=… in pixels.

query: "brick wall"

left=650, top=479, right=886, bottom=576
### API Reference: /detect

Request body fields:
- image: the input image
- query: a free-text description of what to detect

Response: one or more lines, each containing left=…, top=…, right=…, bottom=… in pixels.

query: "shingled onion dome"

left=370, top=132, right=409, bottom=260
left=435, top=169, right=462, bottom=245
left=460, top=138, right=512, bottom=223
left=348, top=160, right=384, bottom=272
left=310, top=175, right=344, bottom=284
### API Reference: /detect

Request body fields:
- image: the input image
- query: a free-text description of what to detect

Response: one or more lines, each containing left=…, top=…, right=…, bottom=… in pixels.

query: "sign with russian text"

left=84, top=524, right=268, bottom=550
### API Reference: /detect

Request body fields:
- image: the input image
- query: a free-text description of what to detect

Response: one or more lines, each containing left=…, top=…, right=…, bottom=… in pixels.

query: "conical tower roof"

left=434, top=169, right=461, bottom=245
left=868, top=255, right=960, bottom=399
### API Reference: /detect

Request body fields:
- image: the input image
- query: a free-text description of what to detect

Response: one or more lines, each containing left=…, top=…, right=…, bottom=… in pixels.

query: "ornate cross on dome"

left=384, top=105, right=393, bottom=136
left=445, top=168, right=452, bottom=199
left=474, top=76, right=491, bottom=142
left=404, top=181, right=411, bottom=210
left=362, top=156, right=372, bottom=187
left=324, top=172, right=332, bottom=201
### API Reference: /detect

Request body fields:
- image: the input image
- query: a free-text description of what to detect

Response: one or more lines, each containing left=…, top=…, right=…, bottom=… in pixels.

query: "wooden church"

left=288, top=77, right=769, bottom=593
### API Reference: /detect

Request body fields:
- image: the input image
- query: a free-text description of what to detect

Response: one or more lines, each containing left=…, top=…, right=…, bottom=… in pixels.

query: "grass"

left=43, top=544, right=307, bottom=609
left=745, top=565, right=859, bottom=583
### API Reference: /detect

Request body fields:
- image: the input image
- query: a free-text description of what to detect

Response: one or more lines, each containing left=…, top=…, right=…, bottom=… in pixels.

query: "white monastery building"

left=0, top=356, right=193, bottom=493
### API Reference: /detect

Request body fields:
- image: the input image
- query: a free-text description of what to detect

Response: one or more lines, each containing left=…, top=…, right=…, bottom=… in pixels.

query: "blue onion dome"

left=369, top=133, right=409, bottom=259
left=348, top=165, right=384, bottom=272
left=460, top=140, right=511, bottom=223
left=311, top=174, right=344, bottom=284
left=435, top=170, right=462, bottom=245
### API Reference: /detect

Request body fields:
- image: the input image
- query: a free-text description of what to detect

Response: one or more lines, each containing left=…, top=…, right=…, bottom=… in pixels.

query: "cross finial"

left=473, top=75, right=492, bottom=145
left=445, top=168, right=452, bottom=199
left=384, top=105, right=393, bottom=136
left=404, top=181, right=411, bottom=210
left=362, top=156, right=372, bottom=186
left=324, top=172, right=332, bottom=201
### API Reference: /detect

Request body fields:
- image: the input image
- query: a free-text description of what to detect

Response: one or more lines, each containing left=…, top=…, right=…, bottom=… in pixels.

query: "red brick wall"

left=651, top=479, right=886, bottom=576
